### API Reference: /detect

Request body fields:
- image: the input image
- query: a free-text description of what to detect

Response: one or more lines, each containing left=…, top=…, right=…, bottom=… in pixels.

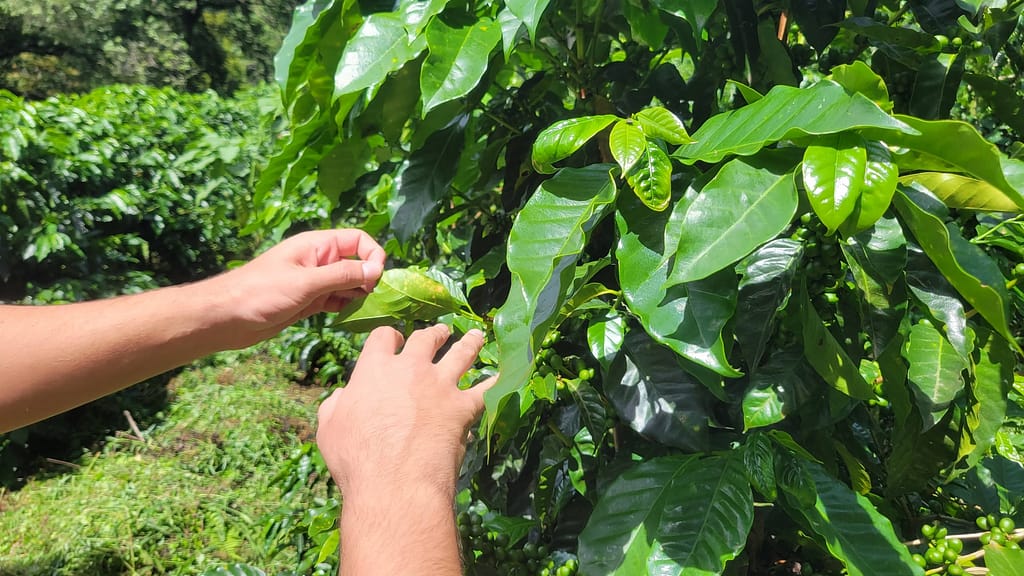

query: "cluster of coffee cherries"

left=458, top=510, right=579, bottom=576
left=534, top=331, right=596, bottom=396
left=912, top=522, right=966, bottom=575
left=911, top=516, right=1021, bottom=575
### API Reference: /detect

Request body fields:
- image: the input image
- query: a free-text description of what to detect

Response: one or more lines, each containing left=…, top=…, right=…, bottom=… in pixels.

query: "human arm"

left=315, top=324, right=494, bottom=576
left=0, top=229, right=385, bottom=432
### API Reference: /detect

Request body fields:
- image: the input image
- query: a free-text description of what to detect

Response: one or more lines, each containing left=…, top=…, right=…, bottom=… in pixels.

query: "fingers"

left=362, top=326, right=404, bottom=357
left=305, top=259, right=383, bottom=296
left=402, top=324, right=450, bottom=359
left=463, top=375, right=498, bottom=416
left=436, top=329, right=486, bottom=381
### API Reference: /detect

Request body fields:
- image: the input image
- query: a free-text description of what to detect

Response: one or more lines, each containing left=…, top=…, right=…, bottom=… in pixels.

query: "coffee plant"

left=256, top=0, right=1024, bottom=574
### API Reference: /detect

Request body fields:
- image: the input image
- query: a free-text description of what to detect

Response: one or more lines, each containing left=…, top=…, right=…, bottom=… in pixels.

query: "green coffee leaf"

left=532, top=115, right=618, bottom=174
left=625, top=144, right=672, bottom=211
left=893, top=184, right=1018, bottom=352
left=333, top=13, right=416, bottom=97
left=333, top=267, right=464, bottom=332
left=609, top=120, right=646, bottom=175
left=786, top=462, right=925, bottom=576
left=904, top=320, right=967, bottom=430
left=799, top=287, right=874, bottom=400
left=420, top=17, right=502, bottom=115
left=505, top=0, right=552, bottom=42
left=668, top=157, right=798, bottom=285
left=634, top=106, right=692, bottom=145
left=616, top=188, right=741, bottom=378
left=674, top=80, right=916, bottom=164
left=841, top=140, right=899, bottom=235
left=869, top=116, right=1024, bottom=211
left=485, top=166, right=618, bottom=430
left=803, top=132, right=868, bottom=234
left=578, top=454, right=753, bottom=576
left=829, top=61, right=892, bottom=113
left=604, top=330, right=715, bottom=452
left=899, top=172, right=1020, bottom=212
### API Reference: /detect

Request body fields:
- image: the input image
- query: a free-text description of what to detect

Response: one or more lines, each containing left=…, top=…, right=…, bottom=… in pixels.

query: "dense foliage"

left=262, top=0, right=1024, bottom=575
left=0, top=0, right=303, bottom=97
left=0, top=84, right=276, bottom=487
left=0, top=84, right=275, bottom=303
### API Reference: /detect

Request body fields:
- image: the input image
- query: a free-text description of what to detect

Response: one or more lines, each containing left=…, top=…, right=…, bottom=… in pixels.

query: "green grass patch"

left=0, top=353, right=325, bottom=575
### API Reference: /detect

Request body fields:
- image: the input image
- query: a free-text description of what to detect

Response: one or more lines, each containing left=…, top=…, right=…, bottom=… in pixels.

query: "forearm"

left=339, top=482, right=462, bottom=576
left=0, top=281, right=233, bottom=432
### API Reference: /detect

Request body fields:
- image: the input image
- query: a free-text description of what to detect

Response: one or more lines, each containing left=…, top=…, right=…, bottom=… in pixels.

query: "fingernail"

left=361, top=261, right=382, bottom=279
left=468, top=329, right=485, bottom=339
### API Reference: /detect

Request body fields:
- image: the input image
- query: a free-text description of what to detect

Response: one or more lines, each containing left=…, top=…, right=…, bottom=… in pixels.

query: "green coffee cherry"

left=999, top=517, right=1016, bottom=533
left=977, top=516, right=990, bottom=530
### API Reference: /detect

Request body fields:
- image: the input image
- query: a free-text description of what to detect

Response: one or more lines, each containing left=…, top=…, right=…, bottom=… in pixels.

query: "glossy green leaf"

left=776, top=451, right=817, bottom=509
left=496, top=9, right=524, bottom=59
left=587, top=311, right=625, bottom=371
left=634, top=106, right=692, bottom=145
left=609, top=120, right=647, bottom=175
left=727, top=79, right=764, bottom=104
left=893, top=185, right=1018, bottom=351
left=505, top=0, right=552, bottom=42
left=903, top=321, right=967, bottom=430
left=830, top=61, right=892, bottom=113
left=668, top=158, right=798, bottom=285
left=744, top=432, right=778, bottom=500
left=334, top=13, right=416, bottom=97
left=485, top=166, right=618, bottom=427
left=841, top=217, right=907, bottom=354
left=742, top=348, right=820, bottom=430
left=964, top=328, right=1014, bottom=470
left=803, top=132, right=868, bottom=234
left=735, top=238, right=802, bottom=370
left=277, top=0, right=355, bottom=106
left=275, top=0, right=324, bottom=92
left=674, top=80, right=916, bottom=164
left=532, top=115, right=618, bottom=174
left=400, top=0, right=449, bottom=37
left=787, top=463, right=925, bottom=576
left=870, top=116, right=1024, bottom=210
left=842, top=140, right=899, bottom=235
left=578, top=455, right=753, bottom=576
left=616, top=189, right=741, bottom=378
left=420, top=18, right=502, bottom=114
left=605, top=330, right=715, bottom=451
left=906, top=245, right=972, bottom=361
left=333, top=268, right=463, bottom=332
left=899, top=172, right=1020, bottom=212
left=799, top=288, right=874, bottom=400
left=390, top=116, right=466, bottom=242
left=985, top=543, right=1024, bottom=576
left=626, top=145, right=672, bottom=211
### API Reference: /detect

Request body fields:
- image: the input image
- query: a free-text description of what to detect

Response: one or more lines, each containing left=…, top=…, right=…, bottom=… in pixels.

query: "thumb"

left=305, top=260, right=383, bottom=296
left=464, top=375, right=498, bottom=417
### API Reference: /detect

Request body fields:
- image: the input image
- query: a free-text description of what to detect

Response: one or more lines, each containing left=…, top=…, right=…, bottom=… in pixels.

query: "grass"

left=0, top=352, right=326, bottom=576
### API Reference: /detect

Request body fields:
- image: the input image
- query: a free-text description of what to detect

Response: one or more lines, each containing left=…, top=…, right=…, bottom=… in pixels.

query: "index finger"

left=316, top=229, right=386, bottom=266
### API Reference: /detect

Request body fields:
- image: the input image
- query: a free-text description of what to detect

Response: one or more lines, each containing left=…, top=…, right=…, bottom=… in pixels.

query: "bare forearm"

left=339, top=483, right=462, bottom=576
left=0, top=282, right=231, bottom=432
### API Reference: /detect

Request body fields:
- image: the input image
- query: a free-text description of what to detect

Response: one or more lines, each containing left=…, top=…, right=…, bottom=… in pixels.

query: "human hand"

left=206, top=229, right=385, bottom=348
left=316, top=324, right=494, bottom=497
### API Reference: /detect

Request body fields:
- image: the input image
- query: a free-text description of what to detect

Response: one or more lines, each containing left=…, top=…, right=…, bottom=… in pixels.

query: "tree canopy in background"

left=0, top=0, right=303, bottom=97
